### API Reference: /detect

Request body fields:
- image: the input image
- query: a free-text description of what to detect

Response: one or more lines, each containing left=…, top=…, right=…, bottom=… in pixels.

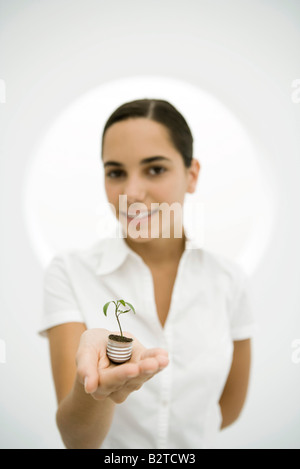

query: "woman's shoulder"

left=199, top=247, right=248, bottom=285
left=44, top=237, right=128, bottom=276
left=45, top=238, right=103, bottom=263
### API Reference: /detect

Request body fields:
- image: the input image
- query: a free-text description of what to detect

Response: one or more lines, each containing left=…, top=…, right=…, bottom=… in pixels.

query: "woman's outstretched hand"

left=75, top=328, right=169, bottom=403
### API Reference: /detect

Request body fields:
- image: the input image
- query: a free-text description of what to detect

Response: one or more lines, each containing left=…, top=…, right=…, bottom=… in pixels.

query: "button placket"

left=143, top=262, right=165, bottom=339
left=140, top=251, right=189, bottom=449
left=142, top=264, right=172, bottom=448
left=157, top=326, right=172, bottom=449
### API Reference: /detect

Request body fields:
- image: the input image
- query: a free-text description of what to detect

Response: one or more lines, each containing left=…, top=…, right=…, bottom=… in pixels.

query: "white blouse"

left=39, top=235, right=255, bottom=449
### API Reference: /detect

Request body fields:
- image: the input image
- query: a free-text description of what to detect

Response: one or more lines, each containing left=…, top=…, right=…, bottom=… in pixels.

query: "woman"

left=40, top=99, right=255, bottom=449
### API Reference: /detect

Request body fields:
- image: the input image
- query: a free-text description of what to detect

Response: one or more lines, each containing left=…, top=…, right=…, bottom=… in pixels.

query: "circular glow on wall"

left=22, top=75, right=274, bottom=274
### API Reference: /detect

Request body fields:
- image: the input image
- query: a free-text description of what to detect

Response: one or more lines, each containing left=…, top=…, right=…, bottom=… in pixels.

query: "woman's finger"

left=99, top=362, right=140, bottom=388
left=140, top=347, right=169, bottom=360
left=139, top=348, right=169, bottom=370
left=76, top=345, right=100, bottom=394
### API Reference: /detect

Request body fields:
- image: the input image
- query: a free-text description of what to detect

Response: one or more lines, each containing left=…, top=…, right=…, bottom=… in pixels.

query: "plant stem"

left=115, top=305, right=123, bottom=337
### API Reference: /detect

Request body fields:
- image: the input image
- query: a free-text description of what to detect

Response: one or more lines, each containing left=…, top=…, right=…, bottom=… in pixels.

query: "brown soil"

left=108, top=334, right=133, bottom=343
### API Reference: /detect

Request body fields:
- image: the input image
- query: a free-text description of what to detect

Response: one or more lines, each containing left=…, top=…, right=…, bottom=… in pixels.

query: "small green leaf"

left=102, top=299, right=136, bottom=338
left=103, top=301, right=111, bottom=316
left=125, top=301, right=136, bottom=314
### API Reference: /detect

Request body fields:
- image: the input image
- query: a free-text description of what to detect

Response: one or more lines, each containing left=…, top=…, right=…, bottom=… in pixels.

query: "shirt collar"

left=90, top=233, right=202, bottom=276
left=91, top=236, right=133, bottom=275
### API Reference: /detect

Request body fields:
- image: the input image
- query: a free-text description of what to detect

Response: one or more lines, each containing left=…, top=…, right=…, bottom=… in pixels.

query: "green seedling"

left=103, top=299, right=136, bottom=337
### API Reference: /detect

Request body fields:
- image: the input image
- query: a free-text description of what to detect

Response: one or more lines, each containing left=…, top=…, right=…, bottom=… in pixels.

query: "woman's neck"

left=124, top=232, right=187, bottom=267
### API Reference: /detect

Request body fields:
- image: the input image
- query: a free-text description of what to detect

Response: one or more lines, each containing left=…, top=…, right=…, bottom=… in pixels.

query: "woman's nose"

left=123, top=174, right=146, bottom=203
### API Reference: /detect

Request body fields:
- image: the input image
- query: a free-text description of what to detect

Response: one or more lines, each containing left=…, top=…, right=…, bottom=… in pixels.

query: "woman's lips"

left=120, top=208, right=159, bottom=221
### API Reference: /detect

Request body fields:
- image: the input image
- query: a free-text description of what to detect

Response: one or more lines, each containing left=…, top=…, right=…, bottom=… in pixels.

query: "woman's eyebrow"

left=103, top=156, right=170, bottom=167
left=140, top=156, right=170, bottom=165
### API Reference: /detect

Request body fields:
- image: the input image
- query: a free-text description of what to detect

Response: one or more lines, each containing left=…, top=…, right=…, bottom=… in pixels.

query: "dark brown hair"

left=101, top=98, right=193, bottom=167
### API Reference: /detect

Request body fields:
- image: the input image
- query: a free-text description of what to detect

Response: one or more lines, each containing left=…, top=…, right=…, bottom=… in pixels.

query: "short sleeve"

left=38, top=254, right=85, bottom=337
left=229, top=268, right=256, bottom=341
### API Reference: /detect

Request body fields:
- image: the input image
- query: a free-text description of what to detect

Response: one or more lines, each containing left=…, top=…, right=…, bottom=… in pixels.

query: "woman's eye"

left=106, top=167, right=166, bottom=179
left=106, top=169, right=125, bottom=178
left=148, top=166, right=166, bottom=176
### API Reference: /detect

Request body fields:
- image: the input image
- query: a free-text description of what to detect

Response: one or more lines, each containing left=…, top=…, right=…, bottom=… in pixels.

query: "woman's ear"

left=186, top=158, right=201, bottom=194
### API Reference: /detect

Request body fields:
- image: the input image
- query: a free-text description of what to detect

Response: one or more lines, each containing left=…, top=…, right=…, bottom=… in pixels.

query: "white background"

left=0, top=0, right=300, bottom=449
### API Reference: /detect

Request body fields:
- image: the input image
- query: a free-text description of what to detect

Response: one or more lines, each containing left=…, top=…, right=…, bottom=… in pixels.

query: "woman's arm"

left=48, top=323, right=169, bottom=449
left=219, top=338, right=252, bottom=429
left=48, top=323, right=116, bottom=449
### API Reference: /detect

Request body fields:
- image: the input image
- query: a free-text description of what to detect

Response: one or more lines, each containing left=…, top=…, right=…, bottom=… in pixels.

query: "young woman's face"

left=102, top=118, right=200, bottom=242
